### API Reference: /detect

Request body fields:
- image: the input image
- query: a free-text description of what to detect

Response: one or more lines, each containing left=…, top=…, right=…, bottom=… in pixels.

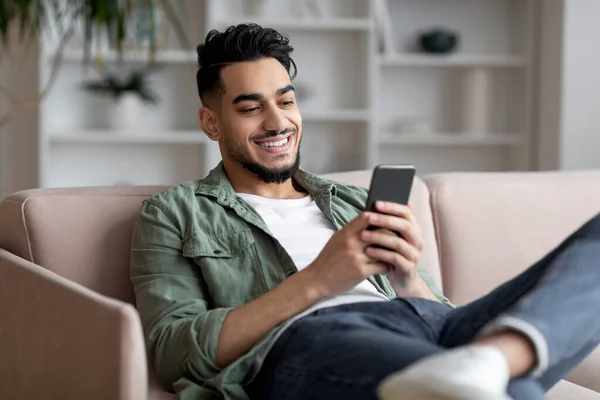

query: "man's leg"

left=440, top=212, right=600, bottom=389
left=246, top=300, right=444, bottom=400
left=379, top=212, right=600, bottom=399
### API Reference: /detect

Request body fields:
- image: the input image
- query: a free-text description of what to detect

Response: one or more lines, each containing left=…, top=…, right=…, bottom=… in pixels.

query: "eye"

left=241, top=107, right=260, bottom=113
left=281, top=100, right=295, bottom=106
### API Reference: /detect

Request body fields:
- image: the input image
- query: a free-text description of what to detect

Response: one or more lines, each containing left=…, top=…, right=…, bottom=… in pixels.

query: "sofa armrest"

left=566, top=346, right=600, bottom=393
left=0, top=249, right=147, bottom=400
left=548, top=380, right=600, bottom=400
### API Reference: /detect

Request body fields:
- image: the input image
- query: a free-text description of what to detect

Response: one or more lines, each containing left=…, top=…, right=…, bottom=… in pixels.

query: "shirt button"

left=213, top=249, right=222, bottom=255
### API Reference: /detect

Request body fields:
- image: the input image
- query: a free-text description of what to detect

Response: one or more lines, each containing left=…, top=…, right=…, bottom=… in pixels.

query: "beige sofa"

left=1, top=169, right=599, bottom=400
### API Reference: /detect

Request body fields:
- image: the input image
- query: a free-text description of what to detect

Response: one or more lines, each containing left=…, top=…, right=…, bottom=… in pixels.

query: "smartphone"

left=365, top=164, right=416, bottom=213
left=365, top=164, right=416, bottom=289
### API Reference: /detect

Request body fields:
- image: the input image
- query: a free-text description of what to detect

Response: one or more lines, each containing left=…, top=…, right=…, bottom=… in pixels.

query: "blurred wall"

left=537, top=0, right=600, bottom=170
left=0, top=23, right=40, bottom=196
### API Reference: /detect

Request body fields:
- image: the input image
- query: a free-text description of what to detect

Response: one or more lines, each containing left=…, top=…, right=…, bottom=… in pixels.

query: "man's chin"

left=241, top=154, right=301, bottom=184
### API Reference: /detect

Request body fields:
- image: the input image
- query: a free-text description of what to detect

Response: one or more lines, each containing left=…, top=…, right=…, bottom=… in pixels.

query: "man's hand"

left=302, top=212, right=390, bottom=298
left=359, top=201, right=425, bottom=292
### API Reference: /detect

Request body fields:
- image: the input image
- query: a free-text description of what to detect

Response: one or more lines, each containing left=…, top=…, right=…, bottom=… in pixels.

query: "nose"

left=262, top=104, right=288, bottom=133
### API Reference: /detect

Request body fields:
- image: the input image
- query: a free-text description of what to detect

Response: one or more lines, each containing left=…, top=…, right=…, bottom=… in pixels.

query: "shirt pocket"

left=182, top=229, right=266, bottom=307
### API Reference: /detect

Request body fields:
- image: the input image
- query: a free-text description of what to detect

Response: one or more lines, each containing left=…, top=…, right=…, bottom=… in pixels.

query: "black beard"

left=224, top=127, right=302, bottom=184
left=239, top=151, right=301, bottom=184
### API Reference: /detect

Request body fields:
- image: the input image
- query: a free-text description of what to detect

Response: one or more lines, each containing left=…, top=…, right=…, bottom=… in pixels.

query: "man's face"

left=213, top=57, right=302, bottom=184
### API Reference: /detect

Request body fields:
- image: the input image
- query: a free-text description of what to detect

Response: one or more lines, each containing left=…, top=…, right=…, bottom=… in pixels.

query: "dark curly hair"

left=196, top=23, right=297, bottom=105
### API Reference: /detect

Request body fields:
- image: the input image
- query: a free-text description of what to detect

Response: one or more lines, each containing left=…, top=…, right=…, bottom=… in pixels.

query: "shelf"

left=379, top=54, right=526, bottom=68
left=52, top=49, right=197, bottom=64
left=302, top=108, right=369, bottom=122
left=49, top=131, right=208, bottom=144
left=215, top=18, right=371, bottom=31
left=379, top=133, right=523, bottom=146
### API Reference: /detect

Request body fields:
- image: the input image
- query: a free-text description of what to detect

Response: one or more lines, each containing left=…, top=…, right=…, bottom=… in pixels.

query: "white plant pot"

left=106, top=94, right=144, bottom=131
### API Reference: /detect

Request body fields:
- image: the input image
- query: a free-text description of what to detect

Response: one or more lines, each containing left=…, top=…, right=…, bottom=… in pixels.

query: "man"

left=130, top=23, right=600, bottom=400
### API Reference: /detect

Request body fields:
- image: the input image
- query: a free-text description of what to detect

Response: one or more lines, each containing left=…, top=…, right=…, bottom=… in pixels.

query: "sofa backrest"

left=0, top=171, right=443, bottom=304
left=424, top=170, right=600, bottom=305
left=0, top=186, right=167, bottom=304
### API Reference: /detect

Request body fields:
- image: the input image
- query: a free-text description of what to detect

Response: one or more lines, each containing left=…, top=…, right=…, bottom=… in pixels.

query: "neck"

left=222, top=160, right=306, bottom=199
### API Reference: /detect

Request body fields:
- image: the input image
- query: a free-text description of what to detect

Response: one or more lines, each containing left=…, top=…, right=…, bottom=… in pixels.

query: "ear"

left=198, top=106, right=220, bottom=141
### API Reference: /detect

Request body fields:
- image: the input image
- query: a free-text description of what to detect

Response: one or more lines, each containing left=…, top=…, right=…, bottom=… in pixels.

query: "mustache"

left=253, top=127, right=297, bottom=141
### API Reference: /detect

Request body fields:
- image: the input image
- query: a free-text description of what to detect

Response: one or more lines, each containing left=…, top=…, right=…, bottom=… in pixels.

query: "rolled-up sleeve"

left=130, top=200, right=233, bottom=388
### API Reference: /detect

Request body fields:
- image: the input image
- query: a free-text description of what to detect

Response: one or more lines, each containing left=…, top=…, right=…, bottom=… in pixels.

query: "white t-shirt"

left=237, top=193, right=389, bottom=374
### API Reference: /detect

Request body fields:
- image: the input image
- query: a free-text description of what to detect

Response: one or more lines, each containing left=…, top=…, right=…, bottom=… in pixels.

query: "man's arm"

left=131, top=201, right=230, bottom=387
left=214, top=269, right=322, bottom=367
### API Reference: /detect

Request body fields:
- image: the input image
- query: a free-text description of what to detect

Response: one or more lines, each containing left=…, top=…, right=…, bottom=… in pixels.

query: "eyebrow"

left=232, top=85, right=295, bottom=105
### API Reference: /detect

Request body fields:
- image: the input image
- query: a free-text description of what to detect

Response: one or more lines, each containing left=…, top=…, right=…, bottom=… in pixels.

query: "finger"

left=361, top=251, right=395, bottom=273
left=368, top=214, right=420, bottom=246
left=373, top=228, right=397, bottom=237
left=361, top=230, right=420, bottom=263
left=364, top=246, right=415, bottom=276
left=374, top=201, right=416, bottom=223
left=347, top=212, right=381, bottom=233
left=362, top=229, right=402, bottom=249
left=364, top=260, right=393, bottom=276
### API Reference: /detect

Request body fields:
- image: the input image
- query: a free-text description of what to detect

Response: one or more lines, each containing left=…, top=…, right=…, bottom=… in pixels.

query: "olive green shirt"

left=130, top=163, right=452, bottom=400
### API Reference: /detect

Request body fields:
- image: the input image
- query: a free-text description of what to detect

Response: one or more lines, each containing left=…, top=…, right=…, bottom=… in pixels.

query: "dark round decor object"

left=419, top=28, right=459, bottom=54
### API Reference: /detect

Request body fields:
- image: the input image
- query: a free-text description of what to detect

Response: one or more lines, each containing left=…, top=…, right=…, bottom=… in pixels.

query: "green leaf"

left=80, top=68, right=160, bottom=105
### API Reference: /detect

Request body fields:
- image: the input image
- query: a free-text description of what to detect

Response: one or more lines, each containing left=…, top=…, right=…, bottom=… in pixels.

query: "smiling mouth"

left=254, top=131, right=295, bottom=148
left=256, top=136, right=290, bottom=148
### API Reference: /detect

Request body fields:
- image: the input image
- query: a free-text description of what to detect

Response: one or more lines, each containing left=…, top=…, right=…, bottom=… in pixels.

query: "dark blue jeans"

left=246, top=213, right=600, bottom=400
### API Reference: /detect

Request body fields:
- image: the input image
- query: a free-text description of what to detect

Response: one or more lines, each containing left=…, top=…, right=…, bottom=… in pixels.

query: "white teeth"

left=258, top=137, right=289, bottom=148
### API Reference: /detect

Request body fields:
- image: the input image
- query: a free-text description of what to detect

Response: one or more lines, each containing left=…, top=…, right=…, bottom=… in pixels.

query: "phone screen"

left=364, top=164, right=416, bottom=289
left=365, top=165, right=416, bottom=212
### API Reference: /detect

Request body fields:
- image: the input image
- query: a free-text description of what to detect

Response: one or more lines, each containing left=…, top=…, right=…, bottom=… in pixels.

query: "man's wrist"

left=402, top=275, right=440, bottom=302
left=286, top=267, right=328, bottom=307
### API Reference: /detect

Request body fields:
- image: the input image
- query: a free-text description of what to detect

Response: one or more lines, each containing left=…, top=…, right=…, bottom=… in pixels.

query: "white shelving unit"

left=378, top=54, right=527, bottom=68
left=49, top=131, right=208, bottom=144
left=214, top=17, right=372, bottom=31
left=38, top=0, right=536, bottom=188
left=379, top=133, right=523, bottom=147
left=374, top=0, right=535, bottom=175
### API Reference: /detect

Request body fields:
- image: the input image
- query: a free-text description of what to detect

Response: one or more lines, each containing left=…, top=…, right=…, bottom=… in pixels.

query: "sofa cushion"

left=424, top=170, right=600, bottom=393
left=548, top=379, right=600, bottom=399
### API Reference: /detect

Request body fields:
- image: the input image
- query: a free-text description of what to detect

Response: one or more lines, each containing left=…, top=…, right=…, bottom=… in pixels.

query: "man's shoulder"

left=299, top=169, right=368, bottom=197
left=312, top=174, right=368, bottom=214
left=327, top=178, right=368, bottom=205
left=332, top=180, right=368, bottom=197
left=143, top=179, right=201, bottom=212
left=137, top=176, right=227, bottom=238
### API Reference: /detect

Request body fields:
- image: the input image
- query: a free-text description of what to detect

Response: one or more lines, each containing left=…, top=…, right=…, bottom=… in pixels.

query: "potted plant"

left=81, top=67, right=159, bottom=130
left=0, top=0, right=188, bottom=131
